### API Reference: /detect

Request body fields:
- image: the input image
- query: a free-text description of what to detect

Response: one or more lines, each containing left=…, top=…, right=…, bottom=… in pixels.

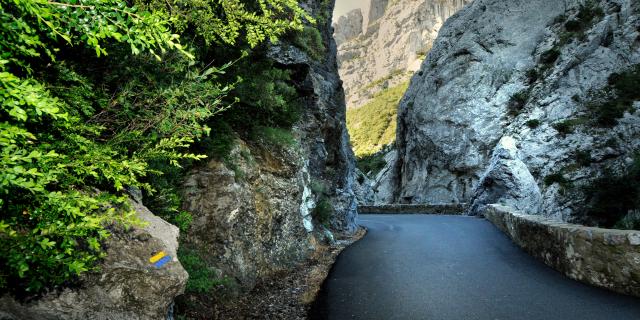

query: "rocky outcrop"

left=179, top=0, right=359, bottom=291
left=372, top=149, right=399, bottom=204
left=0, top=200, right=188, bottom=320
left=335, top=0, right=471, bottom=109
left=353, top=168, right=375, bottom=205
left=389, top=0, right=640, bottom=223
left=181, top=140, right=313, bottom=289
left=333, top=9, right=363, bottom=46
left=484, top=204, right=640, bottom=297
left=467, top=136, right=542, bottom=216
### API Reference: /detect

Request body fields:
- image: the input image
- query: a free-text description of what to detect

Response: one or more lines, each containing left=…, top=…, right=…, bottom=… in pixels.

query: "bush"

left=526, top=119, right=541, bottom=129
left=293, top=26, right=326, bottom=61
left=544, top=173, right=573, bottom=195
left=553, top=121, right=575, bottom=134
left=576, top=150, right=592, bottom=167
left=525, top=68, right=539, bottom=84
left=508, top=90, right=530, bottom=115
left=357, top=152, right=387, bottom=176
left=251, top=126, right=297, bottom=147
left=540, top=47, right=561, bottom=65
left=583, top=155, right=640, bottom=228
left=313, top=197, right=334, bottom=227
left=173, top=211, right=194, bottom=232
left=553, top=118, right=586, bottom=134
left=560, top=1, right=604, bottom=44
left=587, top=64, right=640, bottom=127
left=178, top=248, right=231, bottom=294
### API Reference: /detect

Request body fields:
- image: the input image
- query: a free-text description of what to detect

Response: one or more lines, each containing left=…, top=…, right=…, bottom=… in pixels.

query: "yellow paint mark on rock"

left=149, top=251, right=166, bottom=263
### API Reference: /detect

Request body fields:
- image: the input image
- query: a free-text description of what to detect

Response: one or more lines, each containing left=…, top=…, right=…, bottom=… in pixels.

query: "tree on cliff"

left=0, top=0, right=311, bottom=295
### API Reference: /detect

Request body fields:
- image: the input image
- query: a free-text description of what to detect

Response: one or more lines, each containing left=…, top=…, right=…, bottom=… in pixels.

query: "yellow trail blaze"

left=149, top=251, right=166, bottom=263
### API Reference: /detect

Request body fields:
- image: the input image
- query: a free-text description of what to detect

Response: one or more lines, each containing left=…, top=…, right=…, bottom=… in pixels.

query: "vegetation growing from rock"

left=582, top=154, right=640, bottom=229
left=357, top=152, right=387, bottom=176
left=508, top=90, right=530, bottom=115
left=587, top=64, right=640, bottom=127
left=347, top=82, right=409, bottom=157
left=292, top=26, right=326, bottom=61
left=526, top=119, right=541, bottom=129
left=0, top=0, right=313, bottom=296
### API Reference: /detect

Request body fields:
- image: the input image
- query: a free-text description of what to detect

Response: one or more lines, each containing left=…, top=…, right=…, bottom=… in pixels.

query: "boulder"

left=467, top=136, right=542, bottom=216
left=0, top=200, right=188, bottom=320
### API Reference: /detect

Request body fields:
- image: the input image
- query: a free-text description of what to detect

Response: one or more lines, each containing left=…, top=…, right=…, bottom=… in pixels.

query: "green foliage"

left=292, top=26, right=326, bottom=61
left=553, top=121, right=575, bottom=134
left=310, top=179, right=328, bottom=195
left=1, top=0, right=310, bottom=295
left=357, top=152, right=387, bottom=176
left=564, top=1, right=604, bottom=34
left=555, top=1, right=604, bottom=45
left=540, top=47, right=561, bottom=65
left=251, top=126, right=297, bottom=148
left=583, top=155, right=640, bottom=228
left=174, top=211, right=193, bottom=232
left=526, top=119, right=541, bottom=129
left=544, top=173, right=572, bottom=191
left=313, top=197, right=334, bottom=227
left=576, top=150, right=592, bottom=167
left=178, top=248, right=231, bottom=294
left=587, top=64, right=640, bottom=127
left=347, top=82, right=409, bottom=157
left=227, top=59, right=301, bottom=129
left=525, top=68, right=539, bottom=84
left=135, top=0, right=314, bottom=48
left=508, top=90, right=530, bottom=115
left=0, top=0, right=198, bottom=295
left=553, top=118, right=587, bottom=135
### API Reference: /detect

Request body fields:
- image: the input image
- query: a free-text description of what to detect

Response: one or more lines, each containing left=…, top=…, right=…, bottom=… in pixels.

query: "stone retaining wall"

left=484, top=204, right=640, bottom=297
left=358, top=203, right=466, bottom=215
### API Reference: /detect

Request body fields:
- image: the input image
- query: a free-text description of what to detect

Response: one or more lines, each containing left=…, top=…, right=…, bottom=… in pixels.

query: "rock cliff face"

left=335, top=0, right=471, bottom=110
left=333, top=9, right=363, bottom=46
left=387, top=0, right=640, bottom=225
left=180, top=0, right=359, bottom=291
left=0, top=200, right=188, bottom=320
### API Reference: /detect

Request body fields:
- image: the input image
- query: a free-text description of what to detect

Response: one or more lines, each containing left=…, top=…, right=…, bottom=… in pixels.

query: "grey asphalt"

left=311, top=214, right=640, bottom=320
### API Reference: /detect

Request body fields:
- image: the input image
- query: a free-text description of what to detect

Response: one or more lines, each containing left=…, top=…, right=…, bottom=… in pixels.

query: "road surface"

left=312, top=214, right=640, bottom=320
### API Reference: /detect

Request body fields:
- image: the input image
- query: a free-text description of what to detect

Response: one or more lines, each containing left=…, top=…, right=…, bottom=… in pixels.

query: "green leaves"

left=1, top=0, right=311, bottom=297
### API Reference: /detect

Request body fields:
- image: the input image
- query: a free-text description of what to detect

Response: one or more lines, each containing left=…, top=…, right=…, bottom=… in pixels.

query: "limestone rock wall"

left=484, top=204, right=640, bottom=297
left=334, top=0, right=471, bottom=110
left=180, top=0, right=359, bottom=290
left=389, top=0, right=640, bottom=223
left=334, top=9, right=364, bottom=46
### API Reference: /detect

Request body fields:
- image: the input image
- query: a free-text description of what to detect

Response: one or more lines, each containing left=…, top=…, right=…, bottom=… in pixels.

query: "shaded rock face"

left=181, top=0, right=358, bottom=290
left=0, top=200, right=188, bottom=320
left=334, top=0, right=471, bottom=109
left=389, top=0, right=640, bottom=222
left=182, top=141, right=313, bottom=288
left=467, top=136, right=542, bottom=216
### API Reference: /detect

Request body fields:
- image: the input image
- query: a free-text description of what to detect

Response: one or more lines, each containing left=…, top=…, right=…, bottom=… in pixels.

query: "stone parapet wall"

left=484, top=204, right=640, bottom=297
left=358, top=203, right=466, bottom=215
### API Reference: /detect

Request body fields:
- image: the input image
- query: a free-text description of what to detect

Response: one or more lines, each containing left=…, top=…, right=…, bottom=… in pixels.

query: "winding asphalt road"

left=312, top=214, right=640, bottom=320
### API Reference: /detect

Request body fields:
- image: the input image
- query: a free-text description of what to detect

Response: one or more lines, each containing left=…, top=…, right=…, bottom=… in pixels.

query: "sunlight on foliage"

left=0, top=0, right=310, bottom=295
left=347, top=82, right=409, bottom=157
